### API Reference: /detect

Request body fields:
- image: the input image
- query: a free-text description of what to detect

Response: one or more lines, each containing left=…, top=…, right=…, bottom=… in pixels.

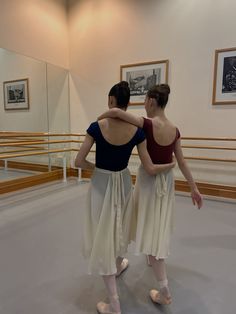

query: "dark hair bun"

left=147, top=84, right=170, bottom=108
left=119, top=81, right=129, bottom=88
left=159, top=84, right=170, bottom=95
left=108, top=81, right=130, bottom=109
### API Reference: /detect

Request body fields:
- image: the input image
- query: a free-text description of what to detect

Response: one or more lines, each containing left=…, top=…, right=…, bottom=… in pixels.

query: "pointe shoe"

left=96, top=294, right=121, bottom=314
left=116, top=258, right=129, bottom=277
left=150, top=289, right=172, bottom=305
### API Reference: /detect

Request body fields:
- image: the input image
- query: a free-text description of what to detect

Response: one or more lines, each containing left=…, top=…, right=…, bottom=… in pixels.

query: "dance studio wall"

left=0, top=0, right=69, bottom=68
left=0, top=49, right=48, bottom=132
left=68, top=0, right=236, bottom=136
left=0, top=0, right=235, bottom=185
left=68, top=0, right=236, bottom=186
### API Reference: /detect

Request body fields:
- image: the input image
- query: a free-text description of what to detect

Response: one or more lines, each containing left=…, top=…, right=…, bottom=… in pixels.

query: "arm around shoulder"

left=98, top=108, right=144, bottom=128
left=97, top=108, right=120, bottom=120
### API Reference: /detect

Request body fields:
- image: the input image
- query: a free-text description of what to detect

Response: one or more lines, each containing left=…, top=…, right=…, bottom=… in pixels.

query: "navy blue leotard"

left=87, top=121, right=145, bottom=171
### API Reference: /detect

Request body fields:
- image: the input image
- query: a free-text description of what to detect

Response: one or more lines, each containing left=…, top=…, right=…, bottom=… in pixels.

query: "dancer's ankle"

left=160, top=286, right=171, bottom=299
left=158, top=279, right=171, bottom=298
left=109, top=294, right=120, bottom=312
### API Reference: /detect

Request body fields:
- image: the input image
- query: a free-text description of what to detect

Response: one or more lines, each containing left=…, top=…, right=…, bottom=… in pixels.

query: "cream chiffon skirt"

left=134, top=166, right=175, bottom=259
left=83, top=167, right=135, bottom=275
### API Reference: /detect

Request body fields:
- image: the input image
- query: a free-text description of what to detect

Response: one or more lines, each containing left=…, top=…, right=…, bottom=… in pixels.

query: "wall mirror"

left=0, top=48, right=70, bottom=186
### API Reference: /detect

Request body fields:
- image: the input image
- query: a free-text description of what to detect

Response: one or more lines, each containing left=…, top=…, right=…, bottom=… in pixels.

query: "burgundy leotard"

left=142, top=117, right=180, bottom=164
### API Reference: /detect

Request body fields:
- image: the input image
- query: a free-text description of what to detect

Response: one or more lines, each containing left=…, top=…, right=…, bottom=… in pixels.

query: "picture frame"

left=212, top=47, right=236, bottom=105
left=120, top=60, right=169, bottom=105
left=3, top=78, right=29, bottom=110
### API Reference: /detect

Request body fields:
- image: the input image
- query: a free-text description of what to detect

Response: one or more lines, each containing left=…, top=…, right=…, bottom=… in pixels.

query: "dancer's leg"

left=146, top=255, right=152, bottom=266
left=148, top=255, right=171, bottom=301
left=97, top=275, right=121, bottom=313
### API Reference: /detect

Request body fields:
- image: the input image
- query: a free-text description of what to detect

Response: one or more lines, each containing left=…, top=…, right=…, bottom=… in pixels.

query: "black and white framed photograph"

left=212, top=48, right=236, bottom=105
left=120, top=60, right=169, bottom=105
left=3, top=78, right=29, bottom=110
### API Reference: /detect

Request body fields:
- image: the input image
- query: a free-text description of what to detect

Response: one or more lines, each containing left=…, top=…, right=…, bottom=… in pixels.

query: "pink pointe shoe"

left=116, top=258, right=129, bottom=277
left=96, top=294, right=121, bottom=314
left=150, top=289, right=172, bottom=305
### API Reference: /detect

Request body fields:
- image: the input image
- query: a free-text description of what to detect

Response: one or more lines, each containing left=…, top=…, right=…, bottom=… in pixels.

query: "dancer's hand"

left=191, top=188, right=203, bottom=209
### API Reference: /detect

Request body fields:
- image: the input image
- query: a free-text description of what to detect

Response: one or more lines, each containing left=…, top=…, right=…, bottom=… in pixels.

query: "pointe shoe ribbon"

left=150, top=289, right=172, bottom=305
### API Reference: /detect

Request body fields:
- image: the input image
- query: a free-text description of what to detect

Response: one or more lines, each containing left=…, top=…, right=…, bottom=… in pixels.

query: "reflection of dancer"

left=222, top=56, right=236, bottom=92
left=98, top=83, right=203, bottom=305
left=75, top=81, right=175, bottom=314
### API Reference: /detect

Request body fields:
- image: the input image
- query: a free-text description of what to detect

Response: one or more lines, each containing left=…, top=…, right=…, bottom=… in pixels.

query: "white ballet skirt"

left=83, top=167, right=136, bottom=275
left=134, top=166, right=175, bottom=259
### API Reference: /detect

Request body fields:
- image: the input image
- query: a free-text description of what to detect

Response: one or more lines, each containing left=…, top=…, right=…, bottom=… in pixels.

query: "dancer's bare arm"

left=174, top=139, right=203, bottom=209
left=75, top=134, right=95, bottom=170
left=137, top=140, right=175, bottom=176
left=98, top=108, right=144, bottom=128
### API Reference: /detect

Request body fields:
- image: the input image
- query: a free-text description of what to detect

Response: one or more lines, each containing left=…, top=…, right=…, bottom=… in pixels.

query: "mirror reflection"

left=0, top=48, right=70, bottom=184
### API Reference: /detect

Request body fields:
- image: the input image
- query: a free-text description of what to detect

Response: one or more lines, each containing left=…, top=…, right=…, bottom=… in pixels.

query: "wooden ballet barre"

left=0, top=148, right=45, bottom=154
left=1, top=133, right=235, bottom=162
left=72, top=140, right=84, bottom=143
left=0, top=133, right=47, bottom=138
left=1, top=132, right=235, bottom=141
left=1, top=138, right=46, bottom=142
left=71, top=149, right=236, bottom=163
left=181, top=145, right=236, bottom=150
left=0, top=140, right=74, bottom=147
left=0, top=147, right=72, bottom=183
left=0, top=140, right=84, bottom=149
left=76, top=135, right=236, bottom=141
left=77, top=134, right=233, bottom=141
left=181, top=137, right=236, bottom=141
left=0, top=148, right=71, bottom=160
left=0, top=132, right=84, bottom=138
left=0, top=144, right=48, bottom=149
left=70, top=133, right=85, bottom=137
left=0, top=131, right=46, bottom=135
left=121, top=152, right=236, bottom=163
left=184, top=156, right=236, bottom=162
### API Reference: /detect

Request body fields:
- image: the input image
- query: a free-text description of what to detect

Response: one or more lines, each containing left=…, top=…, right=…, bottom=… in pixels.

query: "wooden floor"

left=0, top=179, right=235, bottom=314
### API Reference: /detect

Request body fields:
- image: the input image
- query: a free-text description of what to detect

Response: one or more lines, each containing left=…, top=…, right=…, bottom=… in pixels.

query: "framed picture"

left=120, top=60, right=169, bottom=105
left=212, top=47, right=236, bottom=105
left=3, top=78, right=29, bottom=110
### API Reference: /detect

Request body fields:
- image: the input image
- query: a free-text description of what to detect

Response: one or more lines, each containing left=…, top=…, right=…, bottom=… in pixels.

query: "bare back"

left=98, top=118, right=138, bottom=145
left=142, top=116, right=180, bottom=164
left=151, top=117, right=177, bottom=146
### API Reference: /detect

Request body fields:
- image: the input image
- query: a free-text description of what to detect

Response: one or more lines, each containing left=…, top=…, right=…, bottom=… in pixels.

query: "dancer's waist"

left=95, top=167, right=129, bottom=175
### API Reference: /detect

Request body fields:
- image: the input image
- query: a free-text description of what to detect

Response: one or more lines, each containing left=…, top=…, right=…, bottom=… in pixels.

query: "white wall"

left=47, top=63, right=70, bottom=133
left=68, top=0, right=236, bottom=135
left=0, top=0, right=69, bottom=68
